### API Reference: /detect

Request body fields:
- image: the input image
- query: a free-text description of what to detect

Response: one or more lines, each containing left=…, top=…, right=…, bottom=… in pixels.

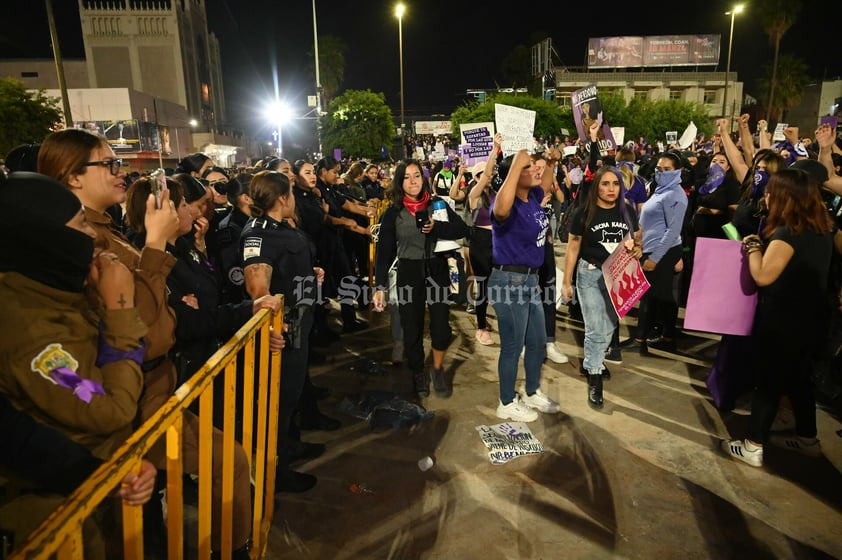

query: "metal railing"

left=8, top=300, right=284, bottom=560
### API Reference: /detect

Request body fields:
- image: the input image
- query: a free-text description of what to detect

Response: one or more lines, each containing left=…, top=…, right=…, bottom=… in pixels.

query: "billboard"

left=588, top=34, right=720, bottom=68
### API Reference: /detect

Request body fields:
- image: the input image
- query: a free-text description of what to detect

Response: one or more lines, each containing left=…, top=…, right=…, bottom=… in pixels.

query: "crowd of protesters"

left=1, top=113, right=842, bottom=556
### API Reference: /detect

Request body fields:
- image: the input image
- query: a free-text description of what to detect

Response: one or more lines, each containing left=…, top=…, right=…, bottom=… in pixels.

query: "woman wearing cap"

left=487, top=148, right=561, bottom=422
left=0, top=171, right=157, bottom=557
left=373, top=159, right=468, bottom=398
left=467, top=133, right=503, bottom=345
left=37, top=128, right=259, bottom=558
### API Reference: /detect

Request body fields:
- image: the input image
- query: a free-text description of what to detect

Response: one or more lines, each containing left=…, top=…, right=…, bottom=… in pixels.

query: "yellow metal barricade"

left=7, top=299, right=284, bottom=560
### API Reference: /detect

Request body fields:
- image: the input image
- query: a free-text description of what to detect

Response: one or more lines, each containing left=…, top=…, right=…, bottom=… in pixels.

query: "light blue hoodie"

left=639, top=170, right=687, bottom=263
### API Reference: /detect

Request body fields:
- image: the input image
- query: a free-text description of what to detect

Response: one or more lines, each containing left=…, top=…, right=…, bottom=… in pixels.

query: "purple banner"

left=571, top=85, right=617, bottom=152
left=684, top=238, right=757, bottom=336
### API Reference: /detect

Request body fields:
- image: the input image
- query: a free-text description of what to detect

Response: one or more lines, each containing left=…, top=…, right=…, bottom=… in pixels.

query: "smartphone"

left=149, top=168, right=167, bottom=209
left=415, top=209, right=429, bottom=229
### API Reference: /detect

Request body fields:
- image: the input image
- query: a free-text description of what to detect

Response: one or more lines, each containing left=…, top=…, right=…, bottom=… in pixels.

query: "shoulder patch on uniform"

left=31, top=343, right=79, bottom=382
left=243, top=237, right=262, bottom=260
left=229, top=266, right=245, bottom=285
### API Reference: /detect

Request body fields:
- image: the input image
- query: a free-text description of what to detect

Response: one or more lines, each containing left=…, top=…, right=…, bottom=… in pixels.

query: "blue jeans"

left=576, top=260, right=617, bottom=375
left=489, top=268, right=546, bottom=404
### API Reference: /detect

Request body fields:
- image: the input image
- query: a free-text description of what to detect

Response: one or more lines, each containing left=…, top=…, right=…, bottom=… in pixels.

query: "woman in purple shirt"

left=488, top=149, right=561, bottom=422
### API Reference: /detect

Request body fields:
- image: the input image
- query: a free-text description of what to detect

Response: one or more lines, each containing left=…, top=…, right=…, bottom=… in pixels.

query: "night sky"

left=2, top=0, right=840, bottom=142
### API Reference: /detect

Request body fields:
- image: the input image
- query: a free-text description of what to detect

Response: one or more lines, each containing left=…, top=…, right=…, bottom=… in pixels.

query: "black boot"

left=588, top=374, right=604, bottom=409
left=413, top=370, right=430, bottom=398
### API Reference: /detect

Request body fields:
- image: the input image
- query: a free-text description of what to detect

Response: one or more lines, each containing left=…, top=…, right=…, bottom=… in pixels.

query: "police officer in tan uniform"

left=0, top=171, right=156, bottom=558
left=38, top=129, right=276, bottom=558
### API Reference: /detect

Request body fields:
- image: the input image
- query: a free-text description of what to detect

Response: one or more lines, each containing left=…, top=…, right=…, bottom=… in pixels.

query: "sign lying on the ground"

left=476, top=422, right=544, bottom=465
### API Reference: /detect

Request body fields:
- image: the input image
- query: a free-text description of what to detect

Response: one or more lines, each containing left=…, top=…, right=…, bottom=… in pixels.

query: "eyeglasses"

left=83, top=159, right=123, bottom=176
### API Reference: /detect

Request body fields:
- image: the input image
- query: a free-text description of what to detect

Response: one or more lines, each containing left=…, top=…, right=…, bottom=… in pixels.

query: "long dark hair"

left=388, top=159, right=428, bottom=208
left=583, top=166, right=631, bottom=229
left=763, top=168, right=833, bottom=238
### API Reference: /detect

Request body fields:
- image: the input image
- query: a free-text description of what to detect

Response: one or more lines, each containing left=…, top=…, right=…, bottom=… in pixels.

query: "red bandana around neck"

left=403, top=190, right=430, bottom=217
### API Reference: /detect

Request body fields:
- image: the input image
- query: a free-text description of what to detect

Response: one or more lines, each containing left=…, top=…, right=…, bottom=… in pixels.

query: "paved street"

left=270, top=245, right=842, bottom=560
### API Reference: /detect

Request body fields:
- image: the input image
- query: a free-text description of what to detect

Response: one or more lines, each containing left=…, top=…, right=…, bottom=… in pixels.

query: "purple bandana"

left=698, top=164, right=726, bottom=196
left=50, top=367, right=106, bottom=404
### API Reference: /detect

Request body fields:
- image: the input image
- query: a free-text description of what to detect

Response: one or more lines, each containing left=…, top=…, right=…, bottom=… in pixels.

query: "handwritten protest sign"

left=772, top=123, right=788, bottom=142
left=495, top=104, right=535, bottom=155
left=460, top=122, right=495, bottom=167
left=476, top=422, right=544, bottom=465
left=601, top=236, right=650, bottom=318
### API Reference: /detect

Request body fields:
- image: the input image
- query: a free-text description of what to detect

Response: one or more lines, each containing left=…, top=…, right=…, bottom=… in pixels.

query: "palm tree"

left=755, top=54, right=811, bottom=121
left=757, top=0, right=802, bottom=122
left=308, top=35, right=347, bottom=105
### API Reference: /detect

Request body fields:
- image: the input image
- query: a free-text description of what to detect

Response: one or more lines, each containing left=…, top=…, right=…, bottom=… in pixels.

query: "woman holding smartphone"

left=373, top=159, right=468, bottom=398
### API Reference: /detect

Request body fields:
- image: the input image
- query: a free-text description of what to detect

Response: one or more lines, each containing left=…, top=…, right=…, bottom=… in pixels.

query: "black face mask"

left=9, top=224, right=94, bottom=293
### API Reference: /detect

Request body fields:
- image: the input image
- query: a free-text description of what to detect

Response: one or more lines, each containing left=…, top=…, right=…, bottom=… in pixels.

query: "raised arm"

left=737, top=114, right=756, bottom=166
left=717, top=118, right=749, bottom=183
left=493, top=150, right=532, bottom=223
left=816, top=124, right=842, bottom=195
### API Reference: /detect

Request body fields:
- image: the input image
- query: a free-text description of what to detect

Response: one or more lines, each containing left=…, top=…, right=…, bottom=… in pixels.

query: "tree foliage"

left=0, top=77, right=62, bottom=159
left=307, top=35, right=347, bottom=105
left=452, top=94, right=563, bottom=141
left=320, top=89, right=395, bottom=160
left=755, top=54, right=811, bottom=121
left=451, top=93, right=712, bottom=146
left=757, top=0, right=802, bottom=121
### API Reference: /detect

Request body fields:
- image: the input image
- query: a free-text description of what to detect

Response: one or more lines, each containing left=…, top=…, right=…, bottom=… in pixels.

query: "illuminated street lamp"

left=395, top=3, right=405, bottom=134
left=722, top=4, right=744, bottom=131
left=266, top=101, right=291, bottom=157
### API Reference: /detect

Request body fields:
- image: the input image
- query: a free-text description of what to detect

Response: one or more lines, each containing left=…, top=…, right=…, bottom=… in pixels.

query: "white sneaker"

left=496, top=397, right=539, bottom=422
left=721, top=439, right=763, bottom=467
left=768, top=434, right=822, bottom=458
left=770, top=407, right=796, bottom=432
left=545, top=343, right=569, bottom=364
left=521, top=388, right=561, bottom=413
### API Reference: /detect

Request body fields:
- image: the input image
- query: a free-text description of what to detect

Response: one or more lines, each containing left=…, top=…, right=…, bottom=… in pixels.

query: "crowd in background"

left=1, top=114, right=842, bottom=556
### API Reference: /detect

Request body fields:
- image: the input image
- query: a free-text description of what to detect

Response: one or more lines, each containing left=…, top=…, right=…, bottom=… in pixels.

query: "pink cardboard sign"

left=684, top=237, right=758, bottom=336
left=601, top=237, right=650, bottom=318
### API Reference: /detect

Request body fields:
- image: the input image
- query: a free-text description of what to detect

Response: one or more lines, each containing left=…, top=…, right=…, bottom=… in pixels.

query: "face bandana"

left=698, top=163, right=726, bottom=196
left=655, top=169, right=682, bottom=188
left=751, top=169, right=770, bottom=199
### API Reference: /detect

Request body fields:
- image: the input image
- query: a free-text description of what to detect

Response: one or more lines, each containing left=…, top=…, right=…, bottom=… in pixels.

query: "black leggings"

left=397, top=257, right=452, bottom=374
left=539, top=241, right=557, bottom=342
left=636, top=245, right=683, bottom=340
left=468, top=227, right=492, bottom=330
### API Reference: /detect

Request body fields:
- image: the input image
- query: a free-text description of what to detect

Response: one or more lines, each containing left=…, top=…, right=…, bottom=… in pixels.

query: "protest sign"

left=601, top=236, right=649, bottom=319
left=495, top=104, right=535, bottom=155
left=684, top=238, right=758, bottom=336
left=459, top=122, right=495, bottom=167
left=476, top=422, right=544, bottom=465
left=678, top=122, right=697, bottom=149
left=772, top=123, right=788, bottom=142
left=571, top=85, right=617, bottom=155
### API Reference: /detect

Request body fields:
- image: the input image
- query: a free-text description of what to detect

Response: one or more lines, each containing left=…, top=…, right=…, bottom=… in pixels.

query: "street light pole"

left=312, top=0, right=323, bottom=157
left=395, top=3, right=405, bottom=134
left=722, top=4, right=744, bottom=132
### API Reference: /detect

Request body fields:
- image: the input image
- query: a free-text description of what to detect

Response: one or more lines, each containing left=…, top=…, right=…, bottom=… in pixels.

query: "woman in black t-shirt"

left=563, top=166, right=641, bottom=409
left=721, top=168, right=834, bottom=467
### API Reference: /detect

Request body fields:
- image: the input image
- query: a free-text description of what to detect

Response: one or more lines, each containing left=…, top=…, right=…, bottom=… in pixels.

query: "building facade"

left=78, top=0, right=225, bottom=128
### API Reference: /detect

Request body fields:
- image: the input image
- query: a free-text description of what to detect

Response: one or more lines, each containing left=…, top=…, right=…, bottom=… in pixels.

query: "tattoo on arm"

left=118, top=294, right=127, bottom=309
left=244, top=263, right=273, bottom=298
left=570, top=235, right=581, bottom=241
